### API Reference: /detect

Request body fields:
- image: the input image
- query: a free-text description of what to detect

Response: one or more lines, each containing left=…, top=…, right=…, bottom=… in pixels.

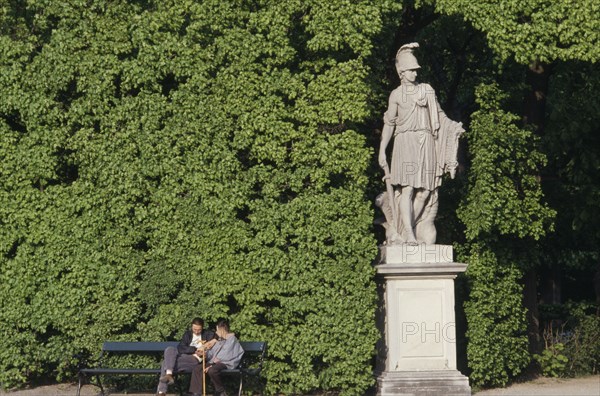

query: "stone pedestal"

left=375, top=244, right=471, bottom=396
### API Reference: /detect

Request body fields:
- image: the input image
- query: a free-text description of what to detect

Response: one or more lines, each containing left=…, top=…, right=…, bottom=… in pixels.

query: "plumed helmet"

left=395, top=42, right=420, bottom=71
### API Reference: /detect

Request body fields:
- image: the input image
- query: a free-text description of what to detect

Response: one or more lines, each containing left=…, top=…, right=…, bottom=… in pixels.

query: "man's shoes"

left=157, top=393, right=166, bottom=396
left=159, top=373, right=175, bottom=385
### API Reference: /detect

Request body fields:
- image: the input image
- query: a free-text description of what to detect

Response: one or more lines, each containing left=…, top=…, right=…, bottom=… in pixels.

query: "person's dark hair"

left=191, top=317, right=205, bottom=327
left=215, top=318, right=229, bottom=332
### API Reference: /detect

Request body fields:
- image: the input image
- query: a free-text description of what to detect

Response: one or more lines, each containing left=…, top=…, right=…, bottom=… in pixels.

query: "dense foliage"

left=434, top=0, right=600, bottom=63
left=0, top=0, right=398, bottom=393
left=433, top=0, right=599, bottom=386
left=458, top=84, right=555, bottom=386
left=535, top=302, right=600, bottom=378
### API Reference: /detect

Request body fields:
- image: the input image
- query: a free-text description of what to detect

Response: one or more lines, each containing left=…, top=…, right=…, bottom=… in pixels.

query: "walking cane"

left=202, top=348, right=206, bottom=396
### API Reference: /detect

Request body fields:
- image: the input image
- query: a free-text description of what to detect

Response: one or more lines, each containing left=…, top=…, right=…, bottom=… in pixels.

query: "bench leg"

left=76, top=373, right=105, bottom=396
left=76, top=372, right=84, bottom=396
left=96, top=375, right=105, bottom=395
left=173, top=373, right=185, bottom=396
left=254, top=375, right=265, bottom=396
left=238, top=375, right=243, bottom=396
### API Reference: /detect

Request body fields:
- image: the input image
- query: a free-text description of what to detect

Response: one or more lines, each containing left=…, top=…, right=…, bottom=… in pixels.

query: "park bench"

left=77, top=340, right=267, bottom=396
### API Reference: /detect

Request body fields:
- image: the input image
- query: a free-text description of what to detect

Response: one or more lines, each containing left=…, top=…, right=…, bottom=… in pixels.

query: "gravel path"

left=0, top=375, right=598, bottom=396
left=474, top=375, right=599, bottom=395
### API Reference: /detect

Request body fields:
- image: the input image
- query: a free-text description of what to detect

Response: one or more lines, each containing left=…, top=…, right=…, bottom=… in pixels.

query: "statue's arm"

left=379, top=126, right=394, bottom=169
left=379, top=91, right=398, bottom=169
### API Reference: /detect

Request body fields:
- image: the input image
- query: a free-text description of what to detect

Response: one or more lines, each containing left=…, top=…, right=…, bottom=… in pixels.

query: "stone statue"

left=376, top=43, right=464, bottom=246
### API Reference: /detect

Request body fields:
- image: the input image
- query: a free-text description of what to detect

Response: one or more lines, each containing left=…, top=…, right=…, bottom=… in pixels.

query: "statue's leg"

left=412, top=189, right=431, bottom=223
left=415, top=189, right=438, bottom=244
left=399, top=186, right=417, bottom=244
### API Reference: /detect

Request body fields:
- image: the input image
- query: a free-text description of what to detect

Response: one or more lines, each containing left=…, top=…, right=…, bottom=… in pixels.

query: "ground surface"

left=0, top=375, right=598, bottom=396
left=474, top=375, right=599, bottom=395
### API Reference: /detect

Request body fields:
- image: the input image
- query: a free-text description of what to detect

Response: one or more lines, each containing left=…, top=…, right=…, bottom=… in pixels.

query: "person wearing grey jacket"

left=189, top=318, right=244, bottom=396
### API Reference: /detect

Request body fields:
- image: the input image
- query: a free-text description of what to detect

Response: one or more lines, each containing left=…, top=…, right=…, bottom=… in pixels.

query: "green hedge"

left=0, top=1, right=398, bottom=394
left=458, top=84, right=555, bottom=387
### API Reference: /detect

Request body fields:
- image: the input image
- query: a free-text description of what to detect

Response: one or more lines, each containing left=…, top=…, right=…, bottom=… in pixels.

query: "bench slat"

left=80, top=368, right=161, bottom=375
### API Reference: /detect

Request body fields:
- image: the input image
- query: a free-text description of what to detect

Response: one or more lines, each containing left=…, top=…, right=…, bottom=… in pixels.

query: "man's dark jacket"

left=177, top=329, right=215, bottom=355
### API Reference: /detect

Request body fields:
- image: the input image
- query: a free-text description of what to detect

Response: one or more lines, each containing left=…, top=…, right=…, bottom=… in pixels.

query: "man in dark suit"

left=189, top=318, right=244, bottom=396
left=157, top=317, right=215, bottom=396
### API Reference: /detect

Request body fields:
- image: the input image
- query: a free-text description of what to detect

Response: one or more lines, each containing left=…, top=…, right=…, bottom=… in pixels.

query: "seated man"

left=157, top=317, right=215, bottom=396
left=189, top=318, right=244, bottom=396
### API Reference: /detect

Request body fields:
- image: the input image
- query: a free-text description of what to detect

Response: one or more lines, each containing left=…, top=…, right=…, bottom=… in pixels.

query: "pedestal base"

left=376, top=370, right=471, bottom=396
left=375, top=244, right=471, bottom=395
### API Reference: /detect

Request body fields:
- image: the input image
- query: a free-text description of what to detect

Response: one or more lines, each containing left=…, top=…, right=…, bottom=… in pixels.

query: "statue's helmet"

left=395, top=42, right=420, bottom=72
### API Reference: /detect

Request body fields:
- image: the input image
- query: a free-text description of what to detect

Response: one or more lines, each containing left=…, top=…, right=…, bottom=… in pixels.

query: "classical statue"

left=376, top=43, right=464, bottom=246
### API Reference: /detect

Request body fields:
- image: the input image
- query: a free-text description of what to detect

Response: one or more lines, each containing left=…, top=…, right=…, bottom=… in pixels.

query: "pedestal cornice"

left=376, top=244, right=467, bottom=276
left=376, top=261, right=468, bottom=277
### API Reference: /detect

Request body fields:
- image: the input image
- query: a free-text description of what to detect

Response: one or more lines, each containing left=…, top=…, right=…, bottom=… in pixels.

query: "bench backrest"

left=102, top=341, right=179, bottom=353
left=238, top=341, right=267, bottom=371
left=99, top=340, right=267, bottom=371
left=101, top=341, right=266, bottom=356
left=239, top=341, right=267, bottom=354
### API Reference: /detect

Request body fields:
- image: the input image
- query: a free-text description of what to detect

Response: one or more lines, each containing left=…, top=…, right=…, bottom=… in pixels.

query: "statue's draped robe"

left=384, top=83, right=441, bottom=191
